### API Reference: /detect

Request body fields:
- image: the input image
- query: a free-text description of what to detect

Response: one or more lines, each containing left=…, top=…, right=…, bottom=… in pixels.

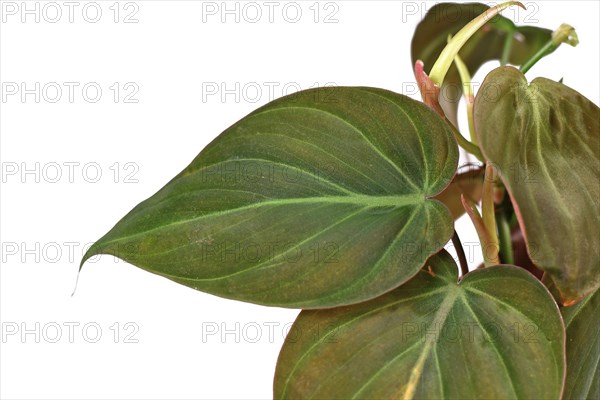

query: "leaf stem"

left=453, top=54, right=477, bottom=145
left=461, top=194, right=500, bottom=267
left=481, top=164, right=499, bottom=249
left=500, top=31, right=514, bottom=66
left=519, top=40, right=554, bottom=74
left=452, top=230, right=469, bottom=277
left=496, top=209, right=514, bottom=265
left=444, top=117, right=484, bottom=161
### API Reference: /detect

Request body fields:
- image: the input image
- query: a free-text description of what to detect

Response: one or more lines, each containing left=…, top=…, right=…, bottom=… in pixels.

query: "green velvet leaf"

left=411, top=2, right=552, bottom=127
left=274, top=250, right=565, bottom=399
left=81, top=87, right=459, bottom=308
left=474, top=66, right=600, bottom=305
left=562, top=286, right=600, bottom=399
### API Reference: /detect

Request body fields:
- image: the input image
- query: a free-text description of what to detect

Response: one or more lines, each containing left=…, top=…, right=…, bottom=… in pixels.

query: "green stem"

left=444, top=117, right=484, bottom=161
left=500, top=31, right=514, bottom=66
left=481, top=165, right=499, bottom=248
left=520, top=40, right=555, bottom=74
left=496, top=209, right=514, bottom=265
left=453, top=54, right=477, bottom=145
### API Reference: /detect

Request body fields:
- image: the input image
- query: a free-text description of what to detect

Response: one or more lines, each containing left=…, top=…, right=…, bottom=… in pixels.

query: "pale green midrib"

left=90, top=194, right=425, bottom=256
left=159, top=206, right=371, bottom=283
left=349, top=292, right=454, bottom=398
left=278, top=287, right=450, bottom=399
left=402, top=287, right=459, bottom=400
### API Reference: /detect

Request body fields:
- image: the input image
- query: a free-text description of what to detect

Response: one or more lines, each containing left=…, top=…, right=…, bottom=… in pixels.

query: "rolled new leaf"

left=474, top=66, right=600, bottom=305
left=274, top=250, right=565, bottom=399
left=427, top=1, right=525, bottom=87
left=411, top=2, right=553, bottom=127
left=81, top=87, right=459, bottom=308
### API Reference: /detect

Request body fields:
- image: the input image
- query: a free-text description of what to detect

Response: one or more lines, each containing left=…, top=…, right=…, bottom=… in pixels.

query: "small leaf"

left=474, top=66, right=600, bottom=305
left=411, top=2, right=552, bottom=126
left=274, top=250, right=565, bottom=399
left=562, top=286, right=600, bottom=399
left=81, top=87, right=459, bottom=308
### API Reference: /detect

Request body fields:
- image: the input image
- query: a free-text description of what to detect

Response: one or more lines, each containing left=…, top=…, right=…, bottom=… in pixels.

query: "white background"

left=1, top=1, right=598, bottom=399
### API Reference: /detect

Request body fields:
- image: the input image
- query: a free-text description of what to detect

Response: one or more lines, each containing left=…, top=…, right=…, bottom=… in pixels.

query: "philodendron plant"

left=81, top=2, right=599, bottom=399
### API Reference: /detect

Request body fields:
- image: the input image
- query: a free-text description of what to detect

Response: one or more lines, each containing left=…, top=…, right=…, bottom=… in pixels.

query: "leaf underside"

left=433, top=167, right=484, bottom=220
left=274, top=250, right=565, bottom=399
left=81, top=87, right=459, bottom=308
left=411, top=2, right=552, bottom=127
left=474, top=66, right=600, bottom=305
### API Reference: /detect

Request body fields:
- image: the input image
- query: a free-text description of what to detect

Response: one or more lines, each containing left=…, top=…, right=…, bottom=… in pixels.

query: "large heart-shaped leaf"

left=562, top=286, right=600, bottom=399
left=411, top=2, right=552, bottom=126
left=474, top=66, right=600, bottom=305
left=274, top=250, right=565, bottom=399
left=81, top=87, right=459, bottom=308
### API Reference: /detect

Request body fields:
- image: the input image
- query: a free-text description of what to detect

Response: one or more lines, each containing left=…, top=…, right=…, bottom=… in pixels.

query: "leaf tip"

left=71, top=269, right=81, bottom=297
left=73, top=249, right=94, bottom=297
left=514, top=1, right=526, bottom=10
left=559, top=284, right=599, bottom=307
left=562, top=298, right=577, bottom=307
left=79, top=246, right=96, bottom=271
